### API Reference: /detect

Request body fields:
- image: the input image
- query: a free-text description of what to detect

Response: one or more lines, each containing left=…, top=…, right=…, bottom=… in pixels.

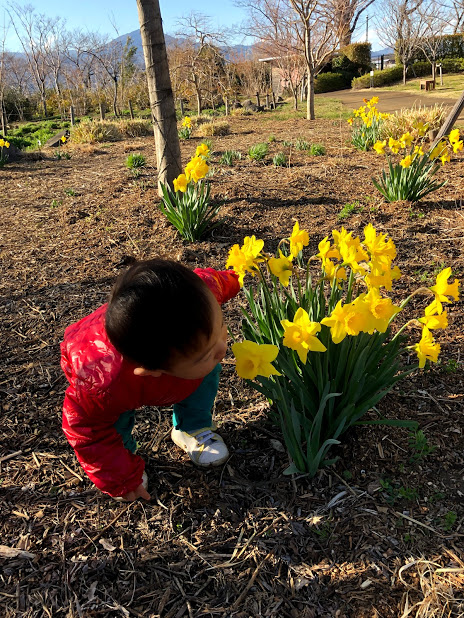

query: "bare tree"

left=288, top=0, right=343, bottom=119
left=136, top=0, right=182, bottom=194
left=333, top=0, right=377, bottom=47
left=7, top=3, right=61, bottom=117
left=375, top=0, right=423, bottom=84
left=175, top=13, right=228, bottom=114
left=450, top=0, right=464, bottom=32
left=416, top=0, right=453, bottom=81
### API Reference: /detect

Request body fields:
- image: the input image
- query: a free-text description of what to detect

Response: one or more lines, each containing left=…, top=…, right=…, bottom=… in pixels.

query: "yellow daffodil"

left=452, top=140, right=463, bottom=153
left=400, top=155, right=412, bottom=168
left=369, top=96, right=379, bottom=105
left=232, top=340, right=281, bottom=380
left=365, top=288, right=401, bottom=332
left=317, top=236, right=341, bottom=261
left=389, top=137, right=401, bottom=154
left=0, top=139, right=4, bottom=147
left=322, top=258, right=347, bottom=283
left=347, top=118, right=353, bottom=125
left=381, top=113, right=390, bottom=120
left=185, top=156, right=209, bottom=182
left=321, top=298, right=371, bottom=344
left=281, top=308, right=326, bottom=364
left=61, top=135, right=67, bottom=143
left=3, top=140, right=8, bottom=148
left=414, top=327, right=440, bottom=368
left=333, top=228, right=368, bottom=273
left=182, top=116, right=192, bottom=128
left=363, top=98, right=369, bottom=104
left=414, top=121, right=428, bottom=137
left=399, top=132, right=413, bottom=148
left=418, top=300, right=448, bottom=330
left=173, top=173, right=188, bottom=193
left=449, top=128, right=460, bottom=144
left=268, top=250, right=293, bottom=286
left=365, top=263, right=401, bottom=291
left=440, top=151, right=450, bottom=165
left=289, top=221, right=309, bottom=257
left=429, top=141, right=446, bottom=160
left=195, top=143, right=210, bottom=158
left=225, top=236, right=264, bottom=286
left=413, top=145, right=424, bottom=156
left=373, top=140, right=387, bottom=155
left=363, top=224, right=397, bottom=267
left=429, top=267, right=460, bottom=313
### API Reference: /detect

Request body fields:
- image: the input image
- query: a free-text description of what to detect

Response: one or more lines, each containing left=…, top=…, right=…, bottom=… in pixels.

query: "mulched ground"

left=1, top=109, right=463, bottom=617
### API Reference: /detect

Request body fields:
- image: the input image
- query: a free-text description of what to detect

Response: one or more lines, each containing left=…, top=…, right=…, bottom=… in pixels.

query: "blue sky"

left=3, top=0, right=250, bottom=51
left=3, top=0, right=381, bottom=52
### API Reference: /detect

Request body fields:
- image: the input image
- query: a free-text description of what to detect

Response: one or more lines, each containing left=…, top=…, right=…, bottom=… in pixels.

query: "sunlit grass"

left=260, top=97, right=352, bottom=121
left=369, top=74, right=464, bottom=98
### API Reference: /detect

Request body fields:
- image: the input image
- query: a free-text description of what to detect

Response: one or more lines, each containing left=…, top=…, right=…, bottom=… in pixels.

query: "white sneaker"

left=171, top=427, right=229, bottom=467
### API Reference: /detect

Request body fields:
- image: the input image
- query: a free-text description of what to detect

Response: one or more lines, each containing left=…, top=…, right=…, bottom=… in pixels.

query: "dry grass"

left=70, top=119, right=123, bottom=143
left=380, top=104, right=448, bottom=139
left=399, top=551, right=464, bottom=617
left=195, top=120, right=230, bottom=137
left=230, top=107, right=252, bottom=116
left=116, top=119, right=152, bottom=137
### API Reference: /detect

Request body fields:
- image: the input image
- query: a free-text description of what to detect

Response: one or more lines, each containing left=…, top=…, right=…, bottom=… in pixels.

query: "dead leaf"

left=99, top=538, right=116, bottom=551
left=0, top=545, right=36, bottom=559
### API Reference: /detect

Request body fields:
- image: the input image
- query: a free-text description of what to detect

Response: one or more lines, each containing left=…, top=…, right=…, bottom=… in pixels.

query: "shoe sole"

left=171, top=433, right=229, bottom=467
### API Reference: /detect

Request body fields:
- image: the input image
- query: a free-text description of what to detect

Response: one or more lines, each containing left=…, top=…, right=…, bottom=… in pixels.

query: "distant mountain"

left=112, top=29, right=253, bottom=64
left=371, top=47, right=394, bottom=57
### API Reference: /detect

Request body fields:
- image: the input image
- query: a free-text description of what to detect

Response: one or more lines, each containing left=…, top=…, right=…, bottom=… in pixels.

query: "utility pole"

left=366, top=15, right=369, bottom=42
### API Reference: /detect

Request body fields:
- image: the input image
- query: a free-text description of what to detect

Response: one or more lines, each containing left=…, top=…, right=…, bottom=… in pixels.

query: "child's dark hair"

left=105, top=259, right=215, bottom=370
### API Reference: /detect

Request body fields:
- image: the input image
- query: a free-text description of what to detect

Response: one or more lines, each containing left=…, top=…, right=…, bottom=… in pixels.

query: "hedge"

left=342, top=42, right=372, bottom=67
left=414, top=33, right=464, bottom=60
left=315, top=72, right=351, bottom=93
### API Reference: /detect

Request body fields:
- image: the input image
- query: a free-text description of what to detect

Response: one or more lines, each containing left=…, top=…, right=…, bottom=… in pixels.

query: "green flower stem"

left=392, top=319, right=421, bottom=340
left=399, top=287, right=433, bottom=309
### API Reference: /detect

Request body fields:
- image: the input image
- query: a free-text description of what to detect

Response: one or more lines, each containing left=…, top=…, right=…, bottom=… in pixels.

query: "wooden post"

left=99, top=102, right=106, bottom=121
left=70, top=106, right=75, bottom=126
left=256, top=92, right=260, bottom=107
left=225, top=96, right=229, bottom=116
left=432, top=90, right=464, bottom=149
left=179, top=98, right=184, bottom=116
left=128, top=100, right=134, bottom=119
left=272, top=92, right=276, bottom=109
left=265, top=93, right=270, bottom=109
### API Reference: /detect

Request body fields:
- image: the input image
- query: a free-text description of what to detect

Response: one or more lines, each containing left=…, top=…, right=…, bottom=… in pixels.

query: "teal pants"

left=114, top=364, right=221, bottom=453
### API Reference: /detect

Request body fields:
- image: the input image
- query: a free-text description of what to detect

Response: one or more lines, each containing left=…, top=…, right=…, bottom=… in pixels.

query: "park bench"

left=420, top=79, right=435, bottom=91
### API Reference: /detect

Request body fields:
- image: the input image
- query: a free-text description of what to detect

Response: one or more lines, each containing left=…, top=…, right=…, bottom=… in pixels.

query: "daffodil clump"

left=372, top=125, right=462, bottom=203
left=159, top=143, right=220, bottom=241
left=348, top=97, right=389, bottom=151
left=178, top=116, right=192, bottom=140
left=227, top=223, right=460, bottom=475
left=0, top=137, right=10, bottom=168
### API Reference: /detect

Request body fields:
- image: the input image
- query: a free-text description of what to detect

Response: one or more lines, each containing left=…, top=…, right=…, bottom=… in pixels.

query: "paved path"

left=317, top=88, right=464, bottom=120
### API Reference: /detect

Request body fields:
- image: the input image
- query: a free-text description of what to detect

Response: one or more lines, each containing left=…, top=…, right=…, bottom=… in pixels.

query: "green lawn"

left=372, top=74, right=464, bottom=99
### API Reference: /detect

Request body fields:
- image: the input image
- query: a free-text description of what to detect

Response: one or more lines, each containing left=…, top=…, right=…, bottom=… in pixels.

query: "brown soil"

left=1, top=111, right=463, bottom=617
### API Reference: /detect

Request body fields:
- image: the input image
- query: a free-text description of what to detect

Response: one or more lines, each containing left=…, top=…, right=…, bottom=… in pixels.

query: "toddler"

left=61, top=259, right=239, bottom=501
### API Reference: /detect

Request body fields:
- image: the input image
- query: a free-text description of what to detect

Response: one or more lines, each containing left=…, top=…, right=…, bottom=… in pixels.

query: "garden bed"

left=0, top=111, right=463, bottom=617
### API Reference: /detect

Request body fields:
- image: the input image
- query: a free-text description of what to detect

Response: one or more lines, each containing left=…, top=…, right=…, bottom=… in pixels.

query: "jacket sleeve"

left=62, top=384, right=145, bottom=498
left=194, top=268, right=240, bottom=305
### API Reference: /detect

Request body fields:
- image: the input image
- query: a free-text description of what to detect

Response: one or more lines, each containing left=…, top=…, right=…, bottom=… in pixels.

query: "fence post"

left=70, top=106, right=75, bottom=126
left=225, top=96, right=229, bottom=116
left=99, top=102, right=106, bottom=121
left=1, top=106, right=7, bottom=136
left=265, top=93, right=270, bottom=109
left=128, top=100, right=134, bottom=119
left=179, top=98, right=184, bottom=116
left=256, top=92, right=260, bottom=107
left=272, top=92, right=276, bottom=109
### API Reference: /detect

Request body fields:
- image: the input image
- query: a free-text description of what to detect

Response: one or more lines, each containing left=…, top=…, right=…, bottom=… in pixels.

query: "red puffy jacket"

left=61, top=268, right=239, bottom=497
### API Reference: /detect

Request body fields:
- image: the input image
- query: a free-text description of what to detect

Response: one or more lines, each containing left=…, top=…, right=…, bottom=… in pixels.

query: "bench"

left=420, top=79, right=435, bottom=91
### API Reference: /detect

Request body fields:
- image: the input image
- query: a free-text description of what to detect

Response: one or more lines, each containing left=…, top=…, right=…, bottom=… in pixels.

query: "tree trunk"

left=403, top=63, right=407, bottom=85
left=431, top=61, right=436, bottom=82
left=136, top=0, right=182, bottom=194
left=112, top=77, right=118, bottom=117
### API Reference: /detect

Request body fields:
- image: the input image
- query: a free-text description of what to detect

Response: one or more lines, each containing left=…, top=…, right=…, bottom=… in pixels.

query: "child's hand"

left=121, top=483, right=151, bottom=502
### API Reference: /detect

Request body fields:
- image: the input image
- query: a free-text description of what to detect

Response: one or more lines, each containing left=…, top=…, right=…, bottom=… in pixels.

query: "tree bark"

left=136, top=0, right=182, bottom=194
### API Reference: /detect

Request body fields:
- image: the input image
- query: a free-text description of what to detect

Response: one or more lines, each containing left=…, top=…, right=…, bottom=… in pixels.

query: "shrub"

left=195, top=121, right=230, bottom=137
left=294, top=138, right=310, bottom=151
left=343, top=42, right=372, bottom=67
left=248, top=142, right=269, bottom=161
left=309, top=143, right=326, bottom=156
left=315, top=72, right=350, bottom=93
left=117, top=119, right=152, bottom=137
left=70, top=120, right=122, bottom=143
left=352, top=66, right=403, bottom=89
left=273, top=152, right=287, bottom=166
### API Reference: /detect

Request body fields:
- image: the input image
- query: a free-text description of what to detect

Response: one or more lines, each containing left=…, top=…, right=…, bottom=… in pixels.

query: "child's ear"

left=133, top=367, right=163, bottom=378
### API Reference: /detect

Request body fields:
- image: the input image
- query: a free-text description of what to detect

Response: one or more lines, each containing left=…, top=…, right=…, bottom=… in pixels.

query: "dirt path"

left=318, top=87, right=464, bottom=120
